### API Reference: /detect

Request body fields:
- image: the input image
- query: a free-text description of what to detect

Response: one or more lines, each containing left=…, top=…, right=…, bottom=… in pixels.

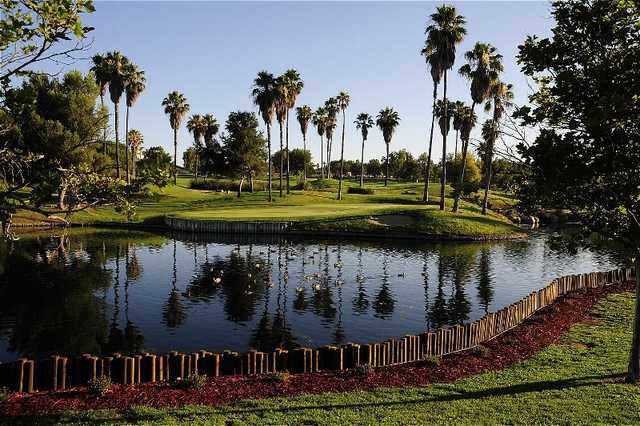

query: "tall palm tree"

left=90, top=54, right=110, bottom=155
left=354, top=113, right=374, bottom=187
left=434, top=99, right=453, bottom=151
left=127, top=129, right=143, bottom=178
left=296, top=105, right=313, bottom=183
left=161, top=91, right=190, bottom=185
left=454, top=42, right=503, bottom=212
left=202, top=114, right=220, bottom=144
left=282, top=69, right=304, bottom=194
left=426, top=5, right=466, bottom=210
left=376, top=107, right=401, bottom=187
left=451, top=105, right=476, bottom=212
left=324, top=97, right=338, bottom=179
left=123, top=63, right=146, bottom=184
left=186, top=114, right=206, bottom=180
left=451, top=100, right=465, bottom=156
left=312, top=107, right=327, bottom=179
left=104, top=51, right=130, bottom=179
left=274, top=76, right=289, bottom=197
left=420, top=41, right=444, bottom=203
left=252, top=71, right=277, bottom=202
left=336, top=91, right=351, bottom=200
left=481, top=80, right=514, bottom=215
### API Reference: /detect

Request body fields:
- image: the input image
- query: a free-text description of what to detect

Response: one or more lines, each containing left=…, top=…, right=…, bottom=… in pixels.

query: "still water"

left=0, top=228, right=619, bottom=362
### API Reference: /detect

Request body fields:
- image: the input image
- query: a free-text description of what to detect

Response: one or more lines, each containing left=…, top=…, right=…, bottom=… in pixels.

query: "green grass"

left=12, top=292, right=640, bottom=425
left=14, top=178, right=520, bottom=237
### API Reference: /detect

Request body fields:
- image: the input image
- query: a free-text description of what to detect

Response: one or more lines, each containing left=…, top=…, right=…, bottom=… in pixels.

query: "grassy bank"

left=13, top=178, right=521, bottom=238
left=15, top=291, right=638, bottom=425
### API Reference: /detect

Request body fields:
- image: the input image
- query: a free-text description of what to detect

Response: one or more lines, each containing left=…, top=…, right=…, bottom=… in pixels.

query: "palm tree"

left=420, top=41, right=443, bottom=203
left=202, top=114, right=220, bottom=145
left=252, top=71, right=277, bottom=202
left=426, top=5, right=466, bottom=210
left=324, top=97, right=338, bottom=179
left=282, top=69, right=304, bottom=194
left=434, top=99, right=453, bottom=150
left=296, top=105, right=313, bottom=183
left=274, top=76, right=289, bottom=197
left=451, top=104, right=476, bottom=211
left=104, top=51, right=130, bottom=179
left=90, top=54, right=110, bottom=155
left=336, top=91, right=351, bottom=200
left=161, top=91, right=190, bottom=185
left=376, top=107, right=401, bottom=187
left=123, top=63, right=146, bottom=184
left=186, top=114, right=206, bottom=180
left=454, top=42, right=503, bottom=212
left=481, top=80, right=514, bottom=215
left=312, top=107, right=327, bottom=179
left=127, top=129, right=143, bottom=178
left=451, top=100, right=465, bottom=156
left=354, top=113, right=374, bottom=187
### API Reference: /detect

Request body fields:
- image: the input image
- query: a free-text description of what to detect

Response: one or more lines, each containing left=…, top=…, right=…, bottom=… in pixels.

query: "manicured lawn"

left=12, top=292, right=640, bottom=425
left=17, top=178, right=518, bottom=237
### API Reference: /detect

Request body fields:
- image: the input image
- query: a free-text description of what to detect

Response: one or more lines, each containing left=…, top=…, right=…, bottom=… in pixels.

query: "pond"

left=0, top=228, right=620, bottom=362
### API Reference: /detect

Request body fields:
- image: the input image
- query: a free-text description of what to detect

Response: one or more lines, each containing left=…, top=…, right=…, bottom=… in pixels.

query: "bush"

left=309, top=179, right=336, bottom=190
left=424, top=355, right=442, bottom=368
left=471, top=345, right=491, bottom=358
left=292, top=181, right=312, bottom=191
left=87, top=376, right=112, bottom=397
left=190, top=179, right=268, bottom=193
left=0, top=387, right=12, bottom=402
left=347, top=186, right=375, bottom=195
left=173, top=372, right=207, bottom=390
left=353, top=364, right=373, bottom=377
left=265, top=372, right=290, bottom=383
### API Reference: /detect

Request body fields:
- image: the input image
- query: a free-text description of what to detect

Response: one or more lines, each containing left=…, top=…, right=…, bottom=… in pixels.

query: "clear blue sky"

left=75, top=1, right=553, bottom=166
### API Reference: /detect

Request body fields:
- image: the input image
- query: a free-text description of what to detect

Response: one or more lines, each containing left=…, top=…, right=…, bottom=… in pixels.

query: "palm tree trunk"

left=453, top=102, right=476, bottom=213
left=439, top=70, right=448, bottom=211
left=114, top=101, right=120, bottom=179
left=101, top=94, right=107, bottom=155
left=267, top=124, right=273, bottom=202
left=303, top=133, right=307, bottom=183
left=627, top=255, right=640, bottom=382
left=385, top=143, right=389, bottom=187
left=360, top=136, right=365, bottom=187
left=423, top=84, right=438, bottom=203
left=279, top=121, right=284, bottom=197
left=337, top=110, right=346, bottom=200
left=250, top=174, right=254, bottom=192
left=173, top=128, right=178, bottom=185
left=482, top=140, right=494, bottom=215
left=327, top=137, right=332, bottom=179
left=455, top=130, right=459, bottom=157
left=286, top=110, right=290, bottom=194
left=320, top=134, right=325, bottom=179
left=125, top=105, right=130, bottom=184
left=238, top=176, right=244, bottom=198
left=132, top=150, right=136, bottom=178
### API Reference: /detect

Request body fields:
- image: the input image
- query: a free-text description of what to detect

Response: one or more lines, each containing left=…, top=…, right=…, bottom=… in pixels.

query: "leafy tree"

left=161, top=91, right=190, bottom=184
left=271, top=149, right=312, bottom=175
left=365, top=158, right=383, bottom=178
left=426, top=5, right=466, bottom=210
left=454, top=42, right=503, bottom=212
left=354, top=112, right=374, bottom=187
left=182, top=146, right=199, bottom=176
left=0, top=0, right=95, bottom=83
left=376, top=107, right=401, bottom=186
left=336, top=91, right=351, bottom=200
left=296, top=105, right=313, bottom=182
left=0, top=71, right=131, bottom=238
left=137, top=146, right=171, bottom=188
left=252, top=71, right=277, bottom=201
left=448, top=152, right=481, bottom=197
left=514, top=0, right=640, bottom=380
left=222, top=111, right=267, bottom=197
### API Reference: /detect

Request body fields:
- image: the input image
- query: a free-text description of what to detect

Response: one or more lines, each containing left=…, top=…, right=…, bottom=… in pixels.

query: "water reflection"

left=0, top=229, right=620, bottom=361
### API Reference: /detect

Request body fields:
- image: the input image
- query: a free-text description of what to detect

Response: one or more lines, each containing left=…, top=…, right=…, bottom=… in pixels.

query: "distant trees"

left=271, top=149, right=312, bottom=176
left=161, top=91, right=190, bottom=184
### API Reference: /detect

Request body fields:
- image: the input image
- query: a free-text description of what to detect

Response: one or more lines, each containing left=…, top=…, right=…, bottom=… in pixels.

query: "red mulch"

left=1, top=281, right=634, bottom=417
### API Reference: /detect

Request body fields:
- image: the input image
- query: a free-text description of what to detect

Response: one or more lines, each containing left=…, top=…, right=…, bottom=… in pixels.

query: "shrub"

left=354, top=364, right=373, bottom=377
left=347, top=187, right=375, bottom=195
left=173, top=372, right=207, bottom=390
left=292, top=181, right=312, bottom=191
left=190, top=179, right=268, bottom=193
left=0, top=387, right=12, bottom=402
left=266, top=372, right=290, bottom=383
left=310, top=179, right=336, bottom=190
left=87, top=376, right=112, bottom=397
left=471, top=345, right=491, bottom=358
left=424, top=355, right=442, bottom=368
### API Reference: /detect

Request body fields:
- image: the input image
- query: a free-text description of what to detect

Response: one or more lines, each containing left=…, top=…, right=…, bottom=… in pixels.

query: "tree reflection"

left=163, top=239, right=186, bottom=329
left=352, top=248, right=369, bottom=315
left=373, top=255, right=395, bottom=319
left=477, top=248, right=494, bottom=313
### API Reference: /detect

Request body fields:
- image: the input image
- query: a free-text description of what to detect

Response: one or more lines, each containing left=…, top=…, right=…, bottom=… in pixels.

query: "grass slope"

left=32, top=292, right=640, bottom=425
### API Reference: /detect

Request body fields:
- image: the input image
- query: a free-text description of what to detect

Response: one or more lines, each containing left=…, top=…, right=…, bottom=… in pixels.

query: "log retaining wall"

left=0, top=267, right=633, bottom=393
left=165, top=217, right=292, bottom=235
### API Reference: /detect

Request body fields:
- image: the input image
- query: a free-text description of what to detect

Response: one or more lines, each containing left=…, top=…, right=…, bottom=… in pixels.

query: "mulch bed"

left=1, top=281, right=634, bottom=417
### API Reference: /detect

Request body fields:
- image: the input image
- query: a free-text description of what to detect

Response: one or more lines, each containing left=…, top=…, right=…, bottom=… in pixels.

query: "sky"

left=67, top=1, right=553, bottom=166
